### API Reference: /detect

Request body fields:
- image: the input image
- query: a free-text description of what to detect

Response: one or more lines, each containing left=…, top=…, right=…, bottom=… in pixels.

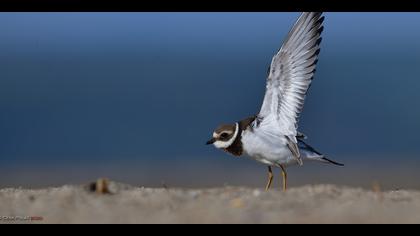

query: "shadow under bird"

left=206, top=12, right=343, bottom=192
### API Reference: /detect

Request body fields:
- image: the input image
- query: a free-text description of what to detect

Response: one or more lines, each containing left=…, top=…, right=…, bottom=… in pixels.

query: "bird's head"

left=206, top=123, right=239, bottom=149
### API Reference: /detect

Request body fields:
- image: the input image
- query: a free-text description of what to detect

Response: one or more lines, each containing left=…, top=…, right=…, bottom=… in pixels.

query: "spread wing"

left=256, top=12, right=324, bottom=164
left=258, top=12, right=324, bottom=134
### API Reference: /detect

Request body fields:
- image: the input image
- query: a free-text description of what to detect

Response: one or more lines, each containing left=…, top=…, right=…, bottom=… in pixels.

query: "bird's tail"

left=320, top=156, right=344, bottom=166
left=298, top=139, right=344, bottom=166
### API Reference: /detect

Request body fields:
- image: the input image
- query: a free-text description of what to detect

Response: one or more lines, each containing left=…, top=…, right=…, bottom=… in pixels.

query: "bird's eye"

left=220, top=133, right=228, bottom=138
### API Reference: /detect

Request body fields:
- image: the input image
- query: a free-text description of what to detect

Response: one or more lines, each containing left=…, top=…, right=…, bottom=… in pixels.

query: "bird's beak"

left=206, top=138, right=216, bottom=145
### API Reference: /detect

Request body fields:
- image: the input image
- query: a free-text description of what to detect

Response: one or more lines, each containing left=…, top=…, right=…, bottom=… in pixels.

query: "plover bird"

left=206, top=12, right=343, bottom=192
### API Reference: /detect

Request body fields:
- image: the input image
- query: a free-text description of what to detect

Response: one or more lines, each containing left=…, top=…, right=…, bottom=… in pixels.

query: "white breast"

left=241, top=128, right=295, bottom=166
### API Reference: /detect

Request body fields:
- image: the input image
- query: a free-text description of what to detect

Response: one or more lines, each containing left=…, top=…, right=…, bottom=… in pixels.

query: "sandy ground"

left=1, top=181, right=420, bottom=224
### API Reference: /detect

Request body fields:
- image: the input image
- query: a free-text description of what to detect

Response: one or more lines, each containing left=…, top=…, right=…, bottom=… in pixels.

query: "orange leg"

left=265, top=166, right=274, bottom=191
left=280, top=165, right=288, bottom=192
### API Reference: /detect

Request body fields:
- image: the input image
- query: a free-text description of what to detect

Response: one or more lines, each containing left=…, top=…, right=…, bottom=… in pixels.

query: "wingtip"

left=297, top=157, right=304, bottom=166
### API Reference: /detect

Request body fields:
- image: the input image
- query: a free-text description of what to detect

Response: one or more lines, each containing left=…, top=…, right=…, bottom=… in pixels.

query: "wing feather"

left=257, top=12, right=325, bottom=164
left=258, top=12, right=324, bottom=136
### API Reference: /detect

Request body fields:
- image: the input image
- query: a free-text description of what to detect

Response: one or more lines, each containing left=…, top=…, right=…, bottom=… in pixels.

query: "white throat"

left=213, top=123, right=239, bottom=149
